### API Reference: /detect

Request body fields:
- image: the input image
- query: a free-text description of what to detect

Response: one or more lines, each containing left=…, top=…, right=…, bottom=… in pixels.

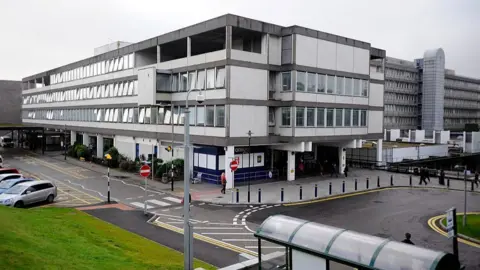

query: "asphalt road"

left=247, top=188, right=480, bottom=269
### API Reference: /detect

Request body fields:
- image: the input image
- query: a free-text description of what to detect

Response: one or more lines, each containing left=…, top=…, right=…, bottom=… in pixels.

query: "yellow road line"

left=285, top=186, right=479, bottom=206
left=57, top=188, right=91, bottom=204
left=37, top=172, right=103, bottom=202
left=152, top=220, right=258, bottom=257
left=26, top=155, right=86, bottom=179
left=427, top=213, right=480, bottom=248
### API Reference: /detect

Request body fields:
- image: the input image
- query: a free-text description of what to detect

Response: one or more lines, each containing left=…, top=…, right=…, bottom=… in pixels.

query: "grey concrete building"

left=0, top=80, right=22, bottom=125
left=381, top=48, right=480, bottom=132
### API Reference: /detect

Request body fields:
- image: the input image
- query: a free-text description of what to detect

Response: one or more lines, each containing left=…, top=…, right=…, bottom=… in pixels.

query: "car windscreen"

left=0, top=180, right=16, bottom=189
left=4, top=185, right=26, bottom=194
left=2, top=138, right=12, bottom=143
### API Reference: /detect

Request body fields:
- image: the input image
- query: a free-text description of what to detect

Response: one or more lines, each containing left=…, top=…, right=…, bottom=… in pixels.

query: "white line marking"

left=207, top=222, right=244, bottom=226
left=131, top=202, right=153, bottom=209
left=101, top=175, right=165, bottom=195
left=146, top=199, right=171, bottom=207
left=222, top=239, right=257, bottom=242
left=245, top=246, right=284, bottom=249
left=161, top=209, right=170, bottom=212
left=199, top=203, right=205, bottom=205
left=164, top=196, right=182, bottom=203
left=174, top=206, right=182, bottom=210
left=125, top=197, right=134, bottom=200
left=195, top=227, right=244, bottom=230
left=201, top=232, right=251, bottom=235
left=168, top=217, right=184, bottom=222
left=154, top=214, right=205, bottom=223
left=166, top=221, right=184, bottom=224
left=148, top=194, right=155, bottom=197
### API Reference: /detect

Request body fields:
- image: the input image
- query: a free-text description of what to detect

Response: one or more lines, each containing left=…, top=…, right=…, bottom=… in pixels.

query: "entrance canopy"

left=255, top=215, right=460, bottom=270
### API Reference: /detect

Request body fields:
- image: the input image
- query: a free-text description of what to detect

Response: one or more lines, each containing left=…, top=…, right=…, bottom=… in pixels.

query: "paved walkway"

left=45, top=152, right=479, bottom=205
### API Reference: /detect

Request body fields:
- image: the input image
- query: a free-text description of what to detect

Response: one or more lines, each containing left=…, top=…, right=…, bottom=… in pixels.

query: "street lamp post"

left=64, top=124, right=67, bottom=160
left=247, top=130, right=253, bottom=203
left=463, top=169, right=467, bottom=226
left=183, top=87, right=204, bottom=270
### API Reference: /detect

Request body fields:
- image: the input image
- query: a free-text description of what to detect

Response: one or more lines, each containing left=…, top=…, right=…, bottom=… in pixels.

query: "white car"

left=0, top=174, right=23, bottom=182
left=0, top=180, right=57, bottom=208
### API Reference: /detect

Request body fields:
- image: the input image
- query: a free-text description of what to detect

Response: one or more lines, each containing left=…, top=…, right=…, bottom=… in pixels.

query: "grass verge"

left=0, top=206, right=214, bottom=270
left=442, top=214, right=480, bottom=241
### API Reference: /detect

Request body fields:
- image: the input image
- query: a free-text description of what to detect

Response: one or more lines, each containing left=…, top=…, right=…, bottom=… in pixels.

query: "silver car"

left=0, top=180, right=57, bottom=208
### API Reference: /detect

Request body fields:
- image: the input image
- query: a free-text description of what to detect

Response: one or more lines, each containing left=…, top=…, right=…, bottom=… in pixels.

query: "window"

left=306, top=108, right=315, bottom=127
left=327, top=75, right=335, bottom=94
left=360, top=110, right=367, bottom=126
left=157, top=107, right=165, bottom=124
left=353, top=79, right=361, bottom=96
left=295, top=107, right=305, bottom=127
left=215, top=68, right=225, bottom=88
left=196, top=106, right=205, bottom=126
left=164, top=108, right=171, bottom=124
left=268, top=107, right=275, bottom=126
left=196, top=70, right=206, bottom=90
left=171, top=74, right=178, bottom=92
left=352, top=109, right=359, bottom=126
left=317, top=108, right=325, bottom=127
left=104, top=109, right=110, bottom=122
left=335, top=109, right=343, bottom=127
left=188, top=71, right=196, bottom=90
left=172, top=107, right=179, bottom=124
left=361, top=80, right=369, bottom=97
left=205, top=106, right=215, bottom=126
left=215, top=106, right=225, bottom=127
left=281, top=107, right=291, bottom=126
left=128, top=108, right=134, bottom=123
left=179, top=73, right=188, bottom=91
left=307, top=73, right=316, bottom=92
left=345, top=78, right=353, bottom=95
left=336, top=77, right=344, bottom=95
left=189, top=106, right=195, bottom=126
left=206, top=69, right=215, bottom=89
left=178, top=107, right=185, bottom=125
left=344, top=108, right=351, bottom=126
left=282, top=72, right=291, bottom=91
left=122, top=109, right=128, bottom=122
left=326, top=109, right=334, bottom=127
left=145, top=107, right=151, bottom=124
left=296, top=71, right=306, bottom=92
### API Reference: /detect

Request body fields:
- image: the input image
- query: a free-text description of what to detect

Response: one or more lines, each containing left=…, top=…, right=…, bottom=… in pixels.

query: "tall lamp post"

left=247, top=130, right=253, bottom=202
left=64, top=124, right=67, bottom=160
left=183, top=87, right=204, bottom=270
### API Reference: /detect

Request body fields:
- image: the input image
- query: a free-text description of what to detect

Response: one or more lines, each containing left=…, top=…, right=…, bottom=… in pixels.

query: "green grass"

left=0, top=206, right=215, bottom=270
left=442, top=214, right=480, bottom=240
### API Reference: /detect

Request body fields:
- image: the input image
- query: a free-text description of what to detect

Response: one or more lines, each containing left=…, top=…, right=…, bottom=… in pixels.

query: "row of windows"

left=23, top=105, right=226, bottom=127
left=384, top=105, right=417, bottom=113
left=445, top=119, right=480, bottom=125
left=157, top=67, right=226, bottom=92
left=280, top=107, right=367, bottom=128
left=23, top=80, right=138, bottom=105
left=444, top=109, right=479, bottom=117
left=444, top=99, right=478, bottom=108
left=445, top=79, right=480, bottom=91
left=384, top=93, right=417, bottom=103
left=385, top=81, right=418, bottom=91
left=50, top=54, right=135, bottom=85
left=385, top=68, right=419, bottom=80
left=444, top=88, right=479, bottom=100
left=384, top=117, right=417, bottom=125
left=282, top=71, right=369, bottom=97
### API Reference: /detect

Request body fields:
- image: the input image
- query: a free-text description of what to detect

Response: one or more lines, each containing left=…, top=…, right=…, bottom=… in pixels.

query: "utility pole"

left=247, top=130, right=253, bottom=203
left=64, top=124, right=67, bottom=160
left=463, top=169, right=468, bottom=226
left=171, top=103, right=175, bottom=191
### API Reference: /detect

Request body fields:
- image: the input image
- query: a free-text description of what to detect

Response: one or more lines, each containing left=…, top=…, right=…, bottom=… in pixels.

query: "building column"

left=352, top=139, right=357, bottom=149
left=156, top=45, right=161, bottom=63
left=225, top=146, right=235, bottom=189
left=82, top=133, right=90, bottom=146
left=70, top=131, right=76, bottom=145
left=287, top=151, right=295, bottom=181
left=338, top=147, right=346, bottom=174
left=187, top=37, right=191, bottom=57
left=462, top=131, right=466, bottom=153
left=96, top=135, right=104, bottom=157
left=356, top=139, right=363, bottom=148
left=376, top=139, right=383, bottom=165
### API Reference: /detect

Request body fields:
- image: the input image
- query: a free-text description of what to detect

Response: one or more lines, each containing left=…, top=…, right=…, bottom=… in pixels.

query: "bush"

left=75, top=145, right=89, bottom=159
left=128, top=161, right=137, bottom=172
left=172, top=159, right=184, bottom=171
left=105, top=147, right=120, bottom=168
left=119, top=161, right=129, bottom=171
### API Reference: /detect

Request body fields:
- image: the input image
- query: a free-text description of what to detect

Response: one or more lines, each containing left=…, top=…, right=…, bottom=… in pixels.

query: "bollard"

left=247, top=189, right=251, bottom=203
left=314, top=184, right=318, bottom=198
left=354, top=179, right=358, bottom=191
left=447, top=178, right=450, bottom=188
left=236, top=188, right=239, bottom=203
left=258, top=188, right=262, bottom=203
left=377, top=176, right=380, bottom=188
left=390, top=175, right=393, bottom=186
left=300, top=186, right=303, bottom=200
left=366, top=178, right=369, bottom=189
left=281, top=188, right=284, bottom=202
left=342, top=181, right=345, bottom=193
left=329, top=182, right=332, bottom=195
left=409, top=175, right=412, bottom=186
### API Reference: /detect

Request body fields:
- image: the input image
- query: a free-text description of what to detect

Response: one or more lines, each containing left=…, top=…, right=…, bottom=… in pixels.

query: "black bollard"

left=329, top=182, right=332, bottom=195
left=281, top=188, right=284, bottom=202
left=258, top=188, right=262, bottom=203
left=366, top=178, right=369, bottom=189
left=377, top=176, right=380, bottom=188
left=409, top=175, right=412, bottom=186
left=342, top=181, right=345, bottom=193
left=314, top=184, right=318, bottom=198
left=390, top=175, right=393, bottom=186
left=354, top=179, right=358, bottom=191
left=236, top=188, right=239, bottom=203
left=247, top=188, right=251, bottom=203
left=447, top=178, right=450, bottom=188
left=300, top=186, right=303, bottom=200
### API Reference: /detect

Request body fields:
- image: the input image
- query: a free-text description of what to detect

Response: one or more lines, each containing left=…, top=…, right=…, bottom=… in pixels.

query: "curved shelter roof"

left=254, top=215, right=460, bottom=270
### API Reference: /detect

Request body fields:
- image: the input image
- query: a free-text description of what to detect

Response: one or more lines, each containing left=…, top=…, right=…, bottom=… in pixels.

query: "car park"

left=0, top=178, right=34, bottom=194
left=0, top=173, right=23, bottom=182
left=0, top=180, right=57, bottom=208
left=0, top=168, right=20, bottom=175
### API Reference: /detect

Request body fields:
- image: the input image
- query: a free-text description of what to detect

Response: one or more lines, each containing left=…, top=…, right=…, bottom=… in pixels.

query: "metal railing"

left=192, top=169, right=280, bottom=185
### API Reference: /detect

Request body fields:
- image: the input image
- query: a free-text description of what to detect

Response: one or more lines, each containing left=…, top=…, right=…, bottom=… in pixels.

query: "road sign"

left=140, top=165, right=151, bottom=178
left=230, top=159, right=239, bottom=172
left=446, top=208, right=455, bottom=238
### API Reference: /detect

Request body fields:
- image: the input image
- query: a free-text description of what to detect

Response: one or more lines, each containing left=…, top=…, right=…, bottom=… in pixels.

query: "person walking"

left=220, top=172, right=227, bottom=194
left=344, top=164, right=349, bottom=178
left=401, top=233, right=415, bottom=245
left=474, top=171, right=479, bottom=188
left=418, top=167, right=428, bottom=185
left=439, top=169, right=445, bottom=186
left=331, top=163, right=338, bottom=178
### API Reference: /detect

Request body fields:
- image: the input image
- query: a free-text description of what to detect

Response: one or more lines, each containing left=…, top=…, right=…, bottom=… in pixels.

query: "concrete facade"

left=0, top=80, right=22, bottom=125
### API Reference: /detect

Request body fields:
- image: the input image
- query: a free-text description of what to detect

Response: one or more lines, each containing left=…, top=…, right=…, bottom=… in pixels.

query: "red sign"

left=230, top=159, right=239, bottom=172
left=140, top=165, right=151, bottom=177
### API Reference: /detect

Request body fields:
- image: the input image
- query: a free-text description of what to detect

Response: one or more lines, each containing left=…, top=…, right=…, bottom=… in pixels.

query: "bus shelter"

left=254, top=215, right=461, bottom=270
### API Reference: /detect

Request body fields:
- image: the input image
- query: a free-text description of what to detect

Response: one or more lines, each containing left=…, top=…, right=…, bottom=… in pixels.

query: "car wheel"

left=46, top=195, right=54, bottom=203
left=14, top=201, right=24, bottom=208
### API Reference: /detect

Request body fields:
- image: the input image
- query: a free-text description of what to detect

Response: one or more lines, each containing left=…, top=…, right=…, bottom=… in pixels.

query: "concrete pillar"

left=156, top=45, right=161, bottom=63
left=225, top=146, right=235, bottom=189
left=356, top=139, right=363, bottom=148
left=187, top=37, right=191, bottom=57
left=287, top=151, right=295, bottom=181
left=70, top=131, right=77, bottom=145
left=338, top=147, right=346, bottom=174
left=462, top=131, right=466, bottom=153
left=96, top=135, right=104, bottom=157
left=226, top=25, right=232, bottom=59
left=352, top=139, right=357, bottom=149
left=82, top=133, right=90, bottom=146
left=376, top=139, right=383, bottom=165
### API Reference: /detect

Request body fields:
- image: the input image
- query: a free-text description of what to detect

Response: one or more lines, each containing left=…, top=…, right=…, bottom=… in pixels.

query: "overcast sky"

left=1, top=0, right=479, bottom=80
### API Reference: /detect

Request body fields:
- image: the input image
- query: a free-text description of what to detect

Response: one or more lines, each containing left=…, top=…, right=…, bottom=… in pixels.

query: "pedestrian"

left=401, top=233, right=414, bottom=245
left=220, top=172, right=226, bottom=194
left=344, top=164, right=349, bottom=178
left=419, top=168, right=428, bottom=185
left=439, top=169, right=445, bottom=186
left=425, top=167, right=431, bottom=182
left=331, top=163, right=338, bottom=178
left=474, top=171, right=479, bottom=188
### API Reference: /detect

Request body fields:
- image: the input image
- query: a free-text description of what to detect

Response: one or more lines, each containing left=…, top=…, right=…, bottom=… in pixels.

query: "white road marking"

left=164, top=197, right=182, bottom=203
left=245, top=246, right=284, bottom=249
left=201, top=232, right=251, bottom=235
left=223, top=239, right=257, bottom=242
left=207, top=222, right=244, bottom=226
left=168, top=217, right=184, bottom=222
left=195, top=227, right=244, bottom=230
left=146, top=199, right=171, bottom=206
left=174, top=206, right=182, bottom=209
left=131, top=202, right=154, bottom=209
left=167, top=221, right=184, bottom=224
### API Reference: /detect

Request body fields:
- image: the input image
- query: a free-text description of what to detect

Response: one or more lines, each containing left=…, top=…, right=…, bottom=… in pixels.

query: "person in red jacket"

left=221, top=172, right=226, bottom=194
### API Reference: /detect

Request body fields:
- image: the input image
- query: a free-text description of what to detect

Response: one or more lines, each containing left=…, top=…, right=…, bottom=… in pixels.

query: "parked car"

left=0, top=137, right=14, bottom=148
left=0, top=168, right=20, bottom=175
left=0, top=178, right=34, bottom=194
left=0, top=155, right=3, bottom=168
left=0, top=173, right=23, bottom=182
left=0, top=180, right=57, bottom=208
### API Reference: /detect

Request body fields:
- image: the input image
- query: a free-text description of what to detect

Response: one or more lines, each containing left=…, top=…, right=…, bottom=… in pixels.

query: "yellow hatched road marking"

left=25, top=155, right=87, bottom=180
left=37, top=172, right=102, bottom=202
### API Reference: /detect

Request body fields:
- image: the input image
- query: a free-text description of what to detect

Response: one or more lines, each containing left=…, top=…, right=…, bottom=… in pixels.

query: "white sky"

left=0, top=0, right=479, bottom=80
